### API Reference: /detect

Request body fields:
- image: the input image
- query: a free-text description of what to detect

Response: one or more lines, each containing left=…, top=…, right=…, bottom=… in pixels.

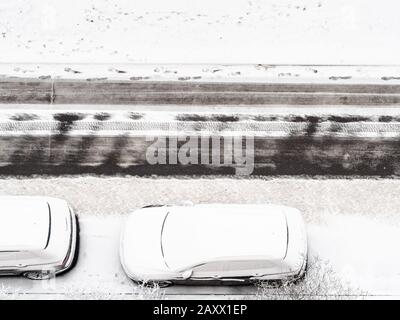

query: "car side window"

left=191, top=260, right=281, bottom=278
left=191, top=261, right=226, bottom=277
left=0, top=252, right=17, bottom=258
left=221, top=260, right=278, bottom=271
left=0, top=251, right=18, bottom=266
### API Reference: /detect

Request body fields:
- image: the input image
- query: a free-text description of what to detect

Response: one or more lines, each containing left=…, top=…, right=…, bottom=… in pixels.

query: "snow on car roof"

left=162, top=204, right=289, bottom=270
left=0, top=197, right=50, bottom=251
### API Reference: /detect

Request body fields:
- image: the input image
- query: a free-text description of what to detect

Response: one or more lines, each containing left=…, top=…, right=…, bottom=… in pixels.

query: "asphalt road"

left=3, top=79, right=400, bottom=105
left=1, top=176, right=400, bottom=299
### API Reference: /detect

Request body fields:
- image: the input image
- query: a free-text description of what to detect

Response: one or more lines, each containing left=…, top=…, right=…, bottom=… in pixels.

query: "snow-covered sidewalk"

left=1, top=1, right=399, bottom=65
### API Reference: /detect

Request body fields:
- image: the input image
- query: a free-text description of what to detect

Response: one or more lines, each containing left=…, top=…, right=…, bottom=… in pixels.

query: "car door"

left=0, top=251, right=19, bottom=275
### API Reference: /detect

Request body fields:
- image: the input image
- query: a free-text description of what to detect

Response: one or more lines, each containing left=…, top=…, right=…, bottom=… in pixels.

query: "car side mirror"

left=182, top=270, right=193, bottom=280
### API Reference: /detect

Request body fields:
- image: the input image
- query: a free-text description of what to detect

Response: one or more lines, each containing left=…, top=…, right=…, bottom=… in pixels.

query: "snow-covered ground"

left=309, top=215, right=400, bottom=296
left=0, top=0, right=399, bottom=64
left=2, top=64, right=400, bottom=84
left=0, top=176, right=400, bottom=299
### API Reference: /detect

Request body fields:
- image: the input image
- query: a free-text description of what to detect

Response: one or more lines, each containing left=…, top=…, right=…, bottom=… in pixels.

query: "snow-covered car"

left=120, top=204, right=307, bottom=287
left=0, top=196, right=78, bottom=280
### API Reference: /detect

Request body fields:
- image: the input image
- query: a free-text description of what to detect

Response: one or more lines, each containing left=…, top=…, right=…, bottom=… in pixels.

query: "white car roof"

left=0, top=197, right=50, bottom=251
left=162, top=204, right=289, bottom=270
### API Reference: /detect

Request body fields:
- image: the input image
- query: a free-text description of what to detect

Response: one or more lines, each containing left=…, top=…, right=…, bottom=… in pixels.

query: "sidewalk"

left=1, top=0, right=399, bottom=65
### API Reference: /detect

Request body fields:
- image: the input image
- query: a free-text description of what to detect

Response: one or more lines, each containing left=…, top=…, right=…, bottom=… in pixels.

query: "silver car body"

left=0, top=196, right=78, bottom=279
left=120, top=204, right=307, bottom=285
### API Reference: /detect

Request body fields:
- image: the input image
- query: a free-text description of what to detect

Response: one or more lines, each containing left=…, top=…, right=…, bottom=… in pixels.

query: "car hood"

left=120, top=208, right=170, bottom=279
